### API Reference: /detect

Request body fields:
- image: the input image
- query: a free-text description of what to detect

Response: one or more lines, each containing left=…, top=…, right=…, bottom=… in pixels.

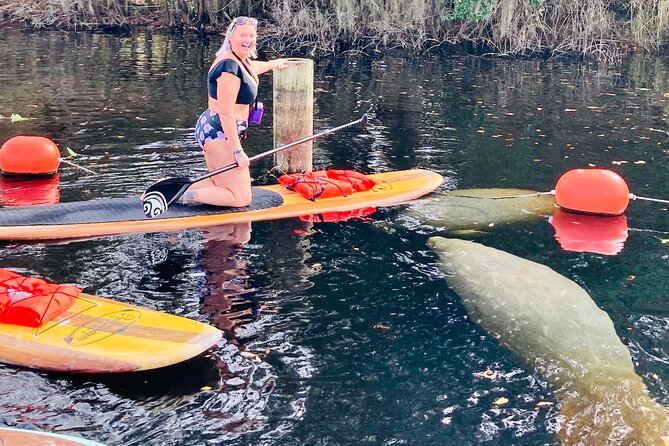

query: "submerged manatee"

left=427, top=237, right=669, bottom=445
left=401, top=189, right=556, bottom=233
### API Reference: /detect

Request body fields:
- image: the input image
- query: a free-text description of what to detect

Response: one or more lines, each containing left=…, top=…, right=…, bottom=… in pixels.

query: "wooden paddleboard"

left=0, top=293, right=222, bottom=373
left=0, top=427, right=106, bottom=445
left=0, top=169, right=443, bottom=240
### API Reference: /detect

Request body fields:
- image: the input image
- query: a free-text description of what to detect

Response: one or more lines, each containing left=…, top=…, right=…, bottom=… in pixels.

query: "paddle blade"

left=142, top=177, right=191, bottom=218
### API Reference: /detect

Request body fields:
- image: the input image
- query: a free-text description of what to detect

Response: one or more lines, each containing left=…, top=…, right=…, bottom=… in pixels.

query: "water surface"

left=1, top=30, right=669, bottom=445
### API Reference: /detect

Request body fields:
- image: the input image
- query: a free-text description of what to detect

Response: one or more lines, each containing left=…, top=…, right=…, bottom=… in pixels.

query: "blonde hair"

left=216, top=17, right=258, bottom=59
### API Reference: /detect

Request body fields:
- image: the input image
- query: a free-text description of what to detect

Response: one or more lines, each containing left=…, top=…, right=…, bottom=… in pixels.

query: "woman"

left=187, top=16, right=288, bottom=207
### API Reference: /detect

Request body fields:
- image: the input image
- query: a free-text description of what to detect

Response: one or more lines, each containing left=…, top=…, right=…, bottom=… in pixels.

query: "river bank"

left=1, top=0, right=668, bottom=61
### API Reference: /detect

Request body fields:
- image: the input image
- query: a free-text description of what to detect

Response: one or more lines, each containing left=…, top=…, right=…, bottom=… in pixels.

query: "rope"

left=448, top=191, right=555, bottom=200
left=256, top=165, right=287, bottom=183
left=59, top=158, right=97, bottom=175
left=446, top=190, right=669, bottom=205
left=630, top=194, right=669, bottom=205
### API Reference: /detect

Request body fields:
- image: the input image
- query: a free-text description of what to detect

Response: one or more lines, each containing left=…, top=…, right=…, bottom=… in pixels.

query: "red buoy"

left=554, top=168, right=630, bottom=215
left=550, top=209, right=629, bottom=256
left=0, top=136, right=61, bottom=176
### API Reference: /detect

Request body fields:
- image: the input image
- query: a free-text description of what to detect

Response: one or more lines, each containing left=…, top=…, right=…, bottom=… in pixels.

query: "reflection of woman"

left=185, top=17, right=288, bottom=207
left=199, top=222, right=262, bottom=346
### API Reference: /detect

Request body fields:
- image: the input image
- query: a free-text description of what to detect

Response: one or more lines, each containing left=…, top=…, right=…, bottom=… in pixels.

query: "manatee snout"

left=427, top=236, right=452, bottom=252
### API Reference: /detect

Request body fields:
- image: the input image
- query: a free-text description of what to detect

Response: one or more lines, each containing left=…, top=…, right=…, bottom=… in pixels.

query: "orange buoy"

left=0, top=136, right=61, bottom=176
left=554, top=168, right=630, bottom=215
left=550, top=209, right=629, bottom=256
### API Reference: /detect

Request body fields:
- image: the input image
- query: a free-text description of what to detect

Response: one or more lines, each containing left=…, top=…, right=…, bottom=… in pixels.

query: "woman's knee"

left=231, top=189, right=252, bottom=207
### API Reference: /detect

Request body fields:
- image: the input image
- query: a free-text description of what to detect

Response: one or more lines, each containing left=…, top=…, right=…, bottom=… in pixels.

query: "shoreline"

left=0, top=2, right=660, bottom=62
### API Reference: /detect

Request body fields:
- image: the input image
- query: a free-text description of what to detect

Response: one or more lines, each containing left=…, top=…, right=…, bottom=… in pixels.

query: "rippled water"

left=1, top=30, right=669, bottom=445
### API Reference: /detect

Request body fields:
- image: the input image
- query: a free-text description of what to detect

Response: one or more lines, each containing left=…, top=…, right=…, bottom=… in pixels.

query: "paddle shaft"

left=141, top=113, right=369, bottom=217
left=191, top=113, right=368, bottom=184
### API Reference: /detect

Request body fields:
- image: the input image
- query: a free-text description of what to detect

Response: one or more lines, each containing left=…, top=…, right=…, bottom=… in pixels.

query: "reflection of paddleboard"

left=0, top=427, right=106, bottom=446
left=0, top=169, right=442, bottom=240
left=0, top=292, right=222, bottom=373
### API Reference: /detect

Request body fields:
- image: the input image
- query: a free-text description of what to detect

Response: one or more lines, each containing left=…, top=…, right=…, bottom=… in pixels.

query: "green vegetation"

left=447, top=0, right=496, bottom=21
left=2, top=0, right=669, bottom=61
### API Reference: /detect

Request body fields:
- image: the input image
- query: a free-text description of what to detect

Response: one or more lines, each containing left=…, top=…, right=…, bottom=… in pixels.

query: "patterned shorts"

left=195, top=109, right=248, bottom=149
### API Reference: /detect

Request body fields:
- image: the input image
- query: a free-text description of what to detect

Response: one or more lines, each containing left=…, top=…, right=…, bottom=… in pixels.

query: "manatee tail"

left=556, top=378, right=669, bottom=445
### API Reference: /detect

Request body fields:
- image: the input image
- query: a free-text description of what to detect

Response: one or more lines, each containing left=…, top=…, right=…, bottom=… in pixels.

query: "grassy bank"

left=1, top=0, right=668, bottom=61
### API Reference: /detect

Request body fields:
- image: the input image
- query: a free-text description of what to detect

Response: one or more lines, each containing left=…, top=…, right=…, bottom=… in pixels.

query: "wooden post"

left=273, top=58, right=314, bottom=173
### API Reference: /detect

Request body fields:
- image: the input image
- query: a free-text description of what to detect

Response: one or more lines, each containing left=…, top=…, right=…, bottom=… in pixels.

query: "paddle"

left=142, top=113, right=369, bottom=217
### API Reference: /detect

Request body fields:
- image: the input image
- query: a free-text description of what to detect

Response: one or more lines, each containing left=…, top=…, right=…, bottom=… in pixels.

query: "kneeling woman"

left=187, top=16, right=287, bottom=207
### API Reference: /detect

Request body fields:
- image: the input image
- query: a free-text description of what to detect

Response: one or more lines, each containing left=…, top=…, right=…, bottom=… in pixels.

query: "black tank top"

left=207, top=59, right=258, bottom=104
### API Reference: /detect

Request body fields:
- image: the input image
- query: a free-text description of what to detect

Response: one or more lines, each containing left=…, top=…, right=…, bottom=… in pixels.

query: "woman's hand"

left=232, top=146, right=250, bottom=169
left=272, top=58, right=289, bottom=70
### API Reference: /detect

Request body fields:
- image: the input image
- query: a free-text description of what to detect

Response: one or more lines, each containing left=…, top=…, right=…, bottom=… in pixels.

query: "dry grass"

left=2, top=0, right=669, bottom=61
left=630, top=0, right=669, bottom=49
left=0, top=0, right=131, bottom=28
left=260, top=0, right=451, bottom=54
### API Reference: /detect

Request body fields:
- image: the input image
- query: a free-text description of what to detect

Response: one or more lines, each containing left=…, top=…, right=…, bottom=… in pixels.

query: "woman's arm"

left=252, top=58, right=289, bottom=75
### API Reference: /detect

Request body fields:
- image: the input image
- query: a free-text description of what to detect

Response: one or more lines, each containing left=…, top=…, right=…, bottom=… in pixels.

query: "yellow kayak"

left=0, top=169, right=443, bottom=240
left=0, top=292, right=222, bottom=373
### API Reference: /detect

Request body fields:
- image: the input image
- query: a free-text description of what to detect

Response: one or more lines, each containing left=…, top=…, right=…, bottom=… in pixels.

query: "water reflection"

left=4, top=28, right=669, bottom=444
left=298, top=207, right=376, bottom=224
left=0, top=175, right=60, bottom=206
left=550, top=209, right=629, bottom=255
left=195, top=222, right=316, bottom=439
left=199, top=223, right=260, bottom=345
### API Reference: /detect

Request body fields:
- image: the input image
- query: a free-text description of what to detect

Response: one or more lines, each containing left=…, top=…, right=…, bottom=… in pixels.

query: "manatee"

left=401, top=189, right=556, bottom=233
left=428, top=236, right=669, bottom=445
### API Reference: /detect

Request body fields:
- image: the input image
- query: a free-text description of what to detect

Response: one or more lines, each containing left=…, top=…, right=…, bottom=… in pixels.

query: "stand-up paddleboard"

left=0, top=427, right=106, bottom=446
left=0, top=169, right=443, bottom=241
left=0, top=291, right=222, bottom=373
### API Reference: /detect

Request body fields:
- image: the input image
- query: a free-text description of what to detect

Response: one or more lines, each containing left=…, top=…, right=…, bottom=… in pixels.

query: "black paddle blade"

left=142, top=177, right=192, bottom=218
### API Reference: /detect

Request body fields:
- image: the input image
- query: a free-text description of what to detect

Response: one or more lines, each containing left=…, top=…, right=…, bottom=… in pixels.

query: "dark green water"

left=1, top=30, right=669, bottom=445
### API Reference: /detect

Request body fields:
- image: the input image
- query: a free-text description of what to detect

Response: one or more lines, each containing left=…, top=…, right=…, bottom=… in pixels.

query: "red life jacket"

left=0, top=269, right=80, bottom=327
left=326, top=170, right=376, bottom=192
left=278, top=170, right=376, bottom=201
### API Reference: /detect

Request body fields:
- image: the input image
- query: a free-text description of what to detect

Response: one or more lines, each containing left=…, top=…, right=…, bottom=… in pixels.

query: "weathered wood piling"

left=272, top=58, right=314, bottom=173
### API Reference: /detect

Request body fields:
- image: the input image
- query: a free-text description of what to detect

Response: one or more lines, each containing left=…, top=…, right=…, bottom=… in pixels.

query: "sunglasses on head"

left=234, top=17, right=258, bottom=26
